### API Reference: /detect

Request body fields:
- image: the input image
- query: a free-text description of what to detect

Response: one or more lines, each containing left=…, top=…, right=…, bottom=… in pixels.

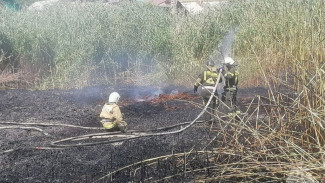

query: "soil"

left=0, top=85, right=268, bottom=183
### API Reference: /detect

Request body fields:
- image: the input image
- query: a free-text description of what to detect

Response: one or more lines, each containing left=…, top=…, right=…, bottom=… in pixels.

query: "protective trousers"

left=200, top=87, right=219, bottom=116
left=222, top=86, right=238, bottom=114
left=101, top=120, right=128, bottom=133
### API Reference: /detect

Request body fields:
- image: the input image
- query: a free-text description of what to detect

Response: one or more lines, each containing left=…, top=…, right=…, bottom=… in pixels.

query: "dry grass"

left=94, top=93, right=324, bottom=182
left=0, top=70, right=21, bottom=85
left=0, top=67, right=40, bottom=88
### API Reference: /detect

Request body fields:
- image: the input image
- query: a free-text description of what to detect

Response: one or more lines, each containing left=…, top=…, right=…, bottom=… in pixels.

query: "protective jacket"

left=221, top=64, right=240, bottom=115
left=194, top=66, right=221, bottom=88
left=194, top=66, right=222, bottom=116
left=222, top=65, right=238, bottom=89
left=100, top=103, right=123, bottom=129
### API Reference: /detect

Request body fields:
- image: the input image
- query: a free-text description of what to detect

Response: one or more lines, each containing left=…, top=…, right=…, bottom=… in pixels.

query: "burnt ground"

left=0, top=85, right=268, bottom=183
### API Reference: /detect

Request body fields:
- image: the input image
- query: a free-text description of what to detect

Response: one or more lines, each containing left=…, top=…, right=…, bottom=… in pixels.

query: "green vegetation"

left=0, top=0, right=324, bottom=181
left=15, top=0, right=38, bottom=6
left=222, top=1, right=324, bottom=181
left=231, top=0, right=325, bottom=88
left=0, top=0, right=21, bottom=10
left=0, top=0, right=323, bottom=90
left=0, top=2, right=228, bottom=88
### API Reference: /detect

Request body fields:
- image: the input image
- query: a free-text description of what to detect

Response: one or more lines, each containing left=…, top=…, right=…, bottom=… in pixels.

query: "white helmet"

left=224, top=57, right=235, bottom=65
left=108, top=92, right=120, bottom=103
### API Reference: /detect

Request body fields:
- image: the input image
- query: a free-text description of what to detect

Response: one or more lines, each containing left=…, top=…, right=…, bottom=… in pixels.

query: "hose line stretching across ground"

left=50, top=69, right=223, bottom=148
left=0, top=120, right=208, bottom=155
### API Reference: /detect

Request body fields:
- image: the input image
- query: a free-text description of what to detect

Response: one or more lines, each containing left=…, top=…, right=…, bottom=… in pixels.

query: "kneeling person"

left=100, top=92, right=127, bottom=132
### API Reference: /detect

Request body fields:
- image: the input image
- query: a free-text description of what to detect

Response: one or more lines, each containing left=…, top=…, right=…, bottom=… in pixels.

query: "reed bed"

left=1, top=0, right=325, bottom=181
left=95, top=94, right=324, bottom=182
left=93, top=1, right=325, bottom=181
left=0, top=1, right=229, bottom=89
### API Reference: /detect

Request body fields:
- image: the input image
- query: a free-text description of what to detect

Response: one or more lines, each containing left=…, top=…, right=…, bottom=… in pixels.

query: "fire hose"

left=0, top=120, right=207, bottom=154
left=49, top=69, right=224, bottom=148
left=0, top=69, right=224, bottom=152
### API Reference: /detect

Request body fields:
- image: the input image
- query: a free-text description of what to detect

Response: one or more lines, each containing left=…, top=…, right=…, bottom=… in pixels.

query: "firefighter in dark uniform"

left=221, top=57, right=240, bottom=116
left=194, top=60, right=222, bottom=117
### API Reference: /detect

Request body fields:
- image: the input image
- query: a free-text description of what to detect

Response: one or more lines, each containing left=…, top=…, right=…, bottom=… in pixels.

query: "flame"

left=119, top=92, right=199, bottom=108
left=146, top=92, right=199, bottom=104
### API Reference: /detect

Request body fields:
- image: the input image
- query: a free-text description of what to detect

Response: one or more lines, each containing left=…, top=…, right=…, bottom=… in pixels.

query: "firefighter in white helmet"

left=221, top=57, right=240, bottom=116
left=100, top=92, right=127, bottom=132
left=194, top=60, right=222, bottom=118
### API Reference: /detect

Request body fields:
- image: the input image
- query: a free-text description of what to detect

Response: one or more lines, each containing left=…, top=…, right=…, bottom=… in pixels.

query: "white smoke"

left=219, top=28, right=237, bottom=59
left=132, top=86, right=163, bottom=102
left=210, top=27, right=237, bottom=67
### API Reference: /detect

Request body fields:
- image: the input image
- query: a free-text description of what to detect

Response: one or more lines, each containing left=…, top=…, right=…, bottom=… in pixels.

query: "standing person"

left=194, top=60, right=222, bottom=117
left=100, top=92, right=127, bottom=132
left=221, top=57, right=240, bottom=116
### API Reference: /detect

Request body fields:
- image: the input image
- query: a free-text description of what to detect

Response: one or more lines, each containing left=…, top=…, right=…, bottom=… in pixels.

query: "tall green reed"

left=0, top=2, right=228, bottom=88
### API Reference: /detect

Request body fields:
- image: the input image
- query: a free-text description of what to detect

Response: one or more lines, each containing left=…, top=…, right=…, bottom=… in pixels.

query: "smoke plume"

left=210, top=27, right=237, bottom=66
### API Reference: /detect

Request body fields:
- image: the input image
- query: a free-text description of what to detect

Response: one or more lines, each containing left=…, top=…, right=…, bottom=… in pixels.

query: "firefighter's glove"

left=194, top=85, right=198, bottom=93
left=220, top=65, right=228, bottom=72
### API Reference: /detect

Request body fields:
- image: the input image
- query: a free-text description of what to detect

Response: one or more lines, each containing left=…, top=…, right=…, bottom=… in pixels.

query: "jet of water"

left=210, top=27, right=237, bottom=67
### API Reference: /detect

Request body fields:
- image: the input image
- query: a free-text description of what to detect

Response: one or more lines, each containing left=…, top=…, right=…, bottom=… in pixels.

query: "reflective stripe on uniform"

left=102, top=122, right=116, bottom=129
left=226, top=72, right=234, bottom=77
left=101, top=119, right=113, bottom=123
left=202, top=86, right=215, bottom=90
left=203, top=71, right=218, bottom=85
left=235, top=71, right=239, bottom=84
left=225, top=87, right=237, bottom=91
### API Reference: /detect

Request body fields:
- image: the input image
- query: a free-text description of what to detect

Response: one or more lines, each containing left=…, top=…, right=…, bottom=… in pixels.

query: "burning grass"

left=95, top=92, right=325, bottom=182
left=1, top=1, right=325, bottom=181
left=146, top=92, right=200, bottom=104
left=120, top=92, right=200, bottom=107
left=0, top=84, right=324, bottom=182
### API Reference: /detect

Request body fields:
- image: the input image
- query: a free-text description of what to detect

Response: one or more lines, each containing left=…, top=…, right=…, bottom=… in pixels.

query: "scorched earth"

left=0, top=85, right=267, bottom=183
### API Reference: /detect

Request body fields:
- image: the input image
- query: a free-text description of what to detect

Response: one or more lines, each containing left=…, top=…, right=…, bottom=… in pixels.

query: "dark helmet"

left=206, top=60, right=215, bottom=66
left=206, top=60, right=217, bottom=72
